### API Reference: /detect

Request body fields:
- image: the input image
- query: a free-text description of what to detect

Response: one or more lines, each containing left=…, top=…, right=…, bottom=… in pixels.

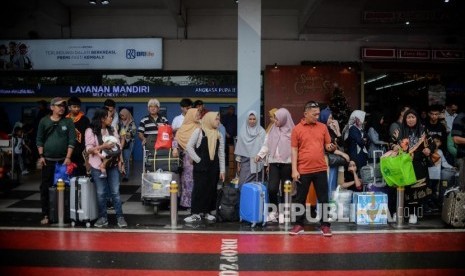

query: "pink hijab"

left=267, top=108, right=295, bottom=161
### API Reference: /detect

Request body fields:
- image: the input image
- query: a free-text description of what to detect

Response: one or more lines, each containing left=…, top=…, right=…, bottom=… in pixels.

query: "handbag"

left=380, top=150, right=417, bottom=187
left=155, top=124, right=173, bottom=150
left=327, top=153, right=348, bottom=167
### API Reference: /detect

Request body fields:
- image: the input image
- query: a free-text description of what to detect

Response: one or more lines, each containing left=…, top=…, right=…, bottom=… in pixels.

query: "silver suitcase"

left=442, top=188, right=465, bottom=228
left=70, top=176, right=98, bottom=227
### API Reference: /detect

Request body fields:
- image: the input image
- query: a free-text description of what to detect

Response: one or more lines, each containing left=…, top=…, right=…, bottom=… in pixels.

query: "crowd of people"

left=2, top=95, right=464, bottom=236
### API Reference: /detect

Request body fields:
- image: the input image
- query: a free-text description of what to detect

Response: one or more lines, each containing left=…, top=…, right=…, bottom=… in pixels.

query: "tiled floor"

left=0, top=162, right=459, bottom=233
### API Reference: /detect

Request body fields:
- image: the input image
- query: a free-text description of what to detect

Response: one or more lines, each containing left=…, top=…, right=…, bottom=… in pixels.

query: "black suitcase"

left=49, top=186, right=70, bottom=223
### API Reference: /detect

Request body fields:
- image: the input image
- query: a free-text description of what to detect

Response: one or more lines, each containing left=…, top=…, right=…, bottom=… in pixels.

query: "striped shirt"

left=138, top=114, right=169, bottom=136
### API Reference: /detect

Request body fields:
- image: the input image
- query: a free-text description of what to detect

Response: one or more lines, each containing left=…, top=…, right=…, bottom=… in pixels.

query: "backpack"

left=216, top=185, right=240, bottom=222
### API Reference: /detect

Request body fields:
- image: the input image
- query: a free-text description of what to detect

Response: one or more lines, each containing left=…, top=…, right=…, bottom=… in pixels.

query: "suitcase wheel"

left=86, top=222, right=91, bottom=228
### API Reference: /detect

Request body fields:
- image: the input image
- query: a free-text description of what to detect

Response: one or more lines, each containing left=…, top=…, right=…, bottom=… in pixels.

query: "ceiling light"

left=101, top=0, right=110, bottom=4
left=89, top=0, right=97, bottom=4
left=405, top=21, right=410, bottom=25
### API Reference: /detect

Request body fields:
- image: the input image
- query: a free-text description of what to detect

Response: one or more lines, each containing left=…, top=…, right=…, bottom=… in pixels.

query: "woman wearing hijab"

left=318, top=107, right=349, bottom=162
left=256, top=108, right=294, bottom=222
left=184, top=112, right=225, bottom=223
left=118, top=108, right=137, bottom=181
left=235, top=110, right=266, bottom=186
left=174, top=108, right=201, bottom=209
left=342, top=110, right=368, bottom=169
left=393, top=109, right=435, bottom=224
left=366, top=112, right=389, bottom=161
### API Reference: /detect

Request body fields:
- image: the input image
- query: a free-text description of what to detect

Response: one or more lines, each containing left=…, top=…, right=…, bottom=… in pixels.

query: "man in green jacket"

left=36, top=97, right=76, bottom=225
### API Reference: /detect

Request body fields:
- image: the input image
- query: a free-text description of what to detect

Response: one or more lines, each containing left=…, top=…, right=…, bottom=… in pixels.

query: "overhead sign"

left=0, top=85, right=237, bottom=98
left=0, top=38, right=163, bottom=70
left=362, top=47, right=464, bottom=62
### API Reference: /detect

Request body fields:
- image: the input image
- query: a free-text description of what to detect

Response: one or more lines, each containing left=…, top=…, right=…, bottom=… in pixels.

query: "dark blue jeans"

left=122, top=140, right=134, bottom=177
left=91, top=166, right=124, bottom=219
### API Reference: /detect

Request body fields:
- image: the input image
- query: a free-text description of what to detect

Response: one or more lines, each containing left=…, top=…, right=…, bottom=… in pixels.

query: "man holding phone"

left=290, top=101, right=335, bottom=237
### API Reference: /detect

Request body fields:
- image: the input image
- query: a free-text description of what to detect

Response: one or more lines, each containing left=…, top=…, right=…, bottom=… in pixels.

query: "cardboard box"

left=352, top=192, right=388, bottom=225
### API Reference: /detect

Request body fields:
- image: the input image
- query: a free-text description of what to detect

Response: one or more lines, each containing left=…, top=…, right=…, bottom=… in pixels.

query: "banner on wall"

left=264, top=65, right=360, bottom=124
left=0, top=38, right=162, bottom=70
left=0, top=85, right=237, bottom=98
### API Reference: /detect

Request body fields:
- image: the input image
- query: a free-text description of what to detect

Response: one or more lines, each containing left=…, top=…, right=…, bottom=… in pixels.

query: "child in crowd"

left=431, top=135, right=455, bottom=170
left=99, top=135, right=121, bottom=178
left=13, top=126, right=31, bottom=175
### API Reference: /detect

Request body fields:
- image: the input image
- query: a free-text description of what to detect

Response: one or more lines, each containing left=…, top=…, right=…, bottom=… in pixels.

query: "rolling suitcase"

left=69, top=176, right=98, bottom=227
left=48, top=186, right=70, bottom=224
left=442, top=188, right=465, bottom=228
left=239, top=170, right=268, bottom=227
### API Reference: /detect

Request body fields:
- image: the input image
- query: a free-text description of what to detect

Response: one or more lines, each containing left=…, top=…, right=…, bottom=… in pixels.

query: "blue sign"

left=0, top=85, right=237, bottom=98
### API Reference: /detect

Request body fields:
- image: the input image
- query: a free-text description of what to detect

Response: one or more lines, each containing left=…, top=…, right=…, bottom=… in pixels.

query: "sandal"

left=40, top=216, right=49, bottom=225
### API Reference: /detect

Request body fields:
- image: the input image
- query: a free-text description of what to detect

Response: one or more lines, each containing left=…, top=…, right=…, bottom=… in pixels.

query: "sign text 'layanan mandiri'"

left=70, top=86, right=150, bottom=97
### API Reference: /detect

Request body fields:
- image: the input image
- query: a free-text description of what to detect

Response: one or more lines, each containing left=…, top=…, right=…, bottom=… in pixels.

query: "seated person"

left=99, top=135, right=121, bottom=178
left=338, top=160, right=362, bottom=191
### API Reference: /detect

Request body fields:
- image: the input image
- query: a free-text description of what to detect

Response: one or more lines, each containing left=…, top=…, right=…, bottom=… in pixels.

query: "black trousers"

left=40, top=159, right=63, bottom=216
left=192, top=169, right=219, bottom=215
left=293, top=171, right=330, bottom=227
left=268, top=163, right=292, bottom=206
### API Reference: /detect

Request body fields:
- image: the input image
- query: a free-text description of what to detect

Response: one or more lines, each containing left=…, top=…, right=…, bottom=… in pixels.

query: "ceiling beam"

left=162, top=0, right=187, bottom=28
left=298, top=0, right=322, bottom=34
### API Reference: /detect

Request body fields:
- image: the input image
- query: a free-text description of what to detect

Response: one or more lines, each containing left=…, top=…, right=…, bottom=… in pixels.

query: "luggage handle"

left=254, top=161, right=265, bottom=183
left=372, top=150, right=384, bottom=185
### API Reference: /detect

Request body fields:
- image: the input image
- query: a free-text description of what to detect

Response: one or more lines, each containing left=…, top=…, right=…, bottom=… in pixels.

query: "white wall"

left=2, top=7, right=459, bottom=71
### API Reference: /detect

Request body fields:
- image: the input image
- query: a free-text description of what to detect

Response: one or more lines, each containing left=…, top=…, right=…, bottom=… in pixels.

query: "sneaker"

left=409, top=214, right=417, bottom=224
left=204, top=213, right=216, bottom=222
left=94, top=217, right=108, bottom=228
left=278, top=213, right=285, bottom=224
left=117, top=217, right=128, bottom=228
left=289, top=224, right=304, bottom=236
left=40, top=216, right=49, bottom=225
left=320, top=225, right=332, bottom=237
left=184, top=214, right=202, bottom=223
left=266, top=211, right=278, bottom=222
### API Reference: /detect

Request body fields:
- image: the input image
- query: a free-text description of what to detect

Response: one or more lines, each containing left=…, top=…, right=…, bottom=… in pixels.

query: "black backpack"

left=216, top=185, right=240, bottom=222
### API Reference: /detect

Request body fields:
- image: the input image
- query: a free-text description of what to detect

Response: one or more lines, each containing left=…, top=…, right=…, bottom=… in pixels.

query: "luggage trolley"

left=141, top=146, right=179, bottom=214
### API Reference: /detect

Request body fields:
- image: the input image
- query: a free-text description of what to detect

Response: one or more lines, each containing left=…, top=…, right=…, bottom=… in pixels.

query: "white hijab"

left=343, top=110, right=366, bottom=141
left=234, top=110, right=266, bottom=172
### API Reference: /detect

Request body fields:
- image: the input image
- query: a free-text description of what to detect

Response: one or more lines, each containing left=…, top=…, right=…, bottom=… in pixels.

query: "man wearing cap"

left=66, top=96, right=90, bottom=176
left=138, top=98, right=169, bottom=155
left=36, top=97, right=76, bottom=225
